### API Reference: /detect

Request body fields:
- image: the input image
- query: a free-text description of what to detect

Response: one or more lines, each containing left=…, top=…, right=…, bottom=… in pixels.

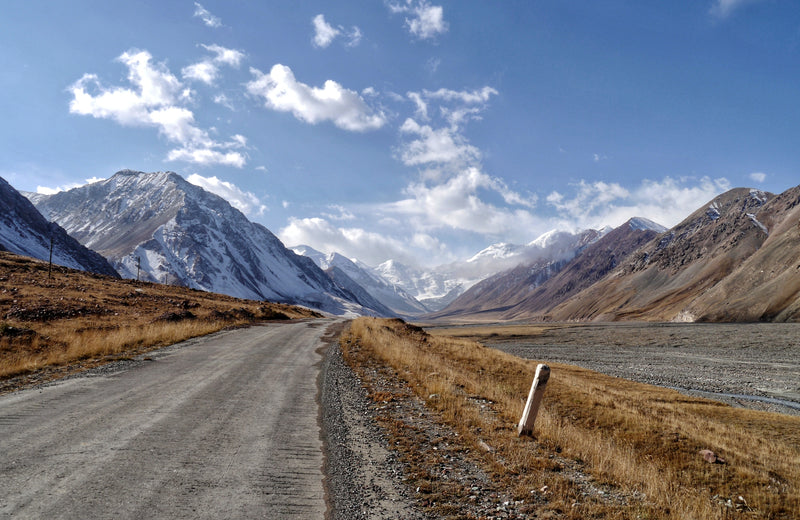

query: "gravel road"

left=479, top=322, right=800, bottom=415
left=0, top=320, right=333, bottom=519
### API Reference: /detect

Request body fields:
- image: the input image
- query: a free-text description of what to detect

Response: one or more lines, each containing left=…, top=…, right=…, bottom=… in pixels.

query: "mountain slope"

left=0, top=176, right=118, bottom=277
left=292, top=246, right=428, bottom=317
left=28, top=170, right=367, bottom=314
left=499, top=218, right=664, bottom=320
left=548, top=188, right=777, bottom=321
left=429, top=229, right=602, bottom=320
left=684, top=185, right=800, bottom=322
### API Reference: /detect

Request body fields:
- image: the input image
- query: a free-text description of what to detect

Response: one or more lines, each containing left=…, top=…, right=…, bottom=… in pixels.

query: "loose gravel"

left=479, top=322, right=800, bottom=416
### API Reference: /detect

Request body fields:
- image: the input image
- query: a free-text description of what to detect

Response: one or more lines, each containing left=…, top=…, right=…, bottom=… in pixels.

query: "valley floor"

left=429, top=321, right=800, bottom=416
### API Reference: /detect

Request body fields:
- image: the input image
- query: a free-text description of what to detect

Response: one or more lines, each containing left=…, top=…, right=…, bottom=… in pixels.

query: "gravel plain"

left=474, top=322, right=800, bottom=416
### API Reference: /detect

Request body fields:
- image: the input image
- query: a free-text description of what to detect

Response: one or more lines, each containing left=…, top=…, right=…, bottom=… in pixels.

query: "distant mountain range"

left=26, top=170, right=382, bottom=316
left=431, top=187, right=800, bottom=323
left=6, top=169, right=800, bottom=322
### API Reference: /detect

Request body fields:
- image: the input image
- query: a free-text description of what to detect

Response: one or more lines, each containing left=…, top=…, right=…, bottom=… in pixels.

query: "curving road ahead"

left=0, top=319, right=336, bottom=519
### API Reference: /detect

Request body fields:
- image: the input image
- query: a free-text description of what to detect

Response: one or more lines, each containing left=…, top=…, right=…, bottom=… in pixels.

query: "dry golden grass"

left=0, top=251, right=318, bottom=387
left=342, top=317, right=800, bottom=519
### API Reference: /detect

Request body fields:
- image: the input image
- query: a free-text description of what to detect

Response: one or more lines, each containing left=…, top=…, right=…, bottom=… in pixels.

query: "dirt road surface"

left=0, top=320, right=334, bottom=519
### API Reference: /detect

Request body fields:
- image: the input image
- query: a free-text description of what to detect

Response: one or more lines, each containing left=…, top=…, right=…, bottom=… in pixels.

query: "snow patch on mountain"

left=293, top=245, right=428, bottom=316
left=1, top=176, right=118, bottom=276
left=29, top=170, right=370, bottom=315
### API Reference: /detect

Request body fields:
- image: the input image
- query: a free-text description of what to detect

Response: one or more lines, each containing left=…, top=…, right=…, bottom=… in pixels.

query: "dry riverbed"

left=429, top=322, right=800, bottom=416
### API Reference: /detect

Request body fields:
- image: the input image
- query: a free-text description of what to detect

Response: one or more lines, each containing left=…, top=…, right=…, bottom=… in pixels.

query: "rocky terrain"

left=455, top=322, right=800, bottom=416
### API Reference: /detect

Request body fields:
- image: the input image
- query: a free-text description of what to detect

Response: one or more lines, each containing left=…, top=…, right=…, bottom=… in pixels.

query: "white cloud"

left=322, top=205, right=356, bottom=221
left=749, top=171, right=767, bottom=183
left=312, top=14, right=362, bottom=49
left=710, top=0, right=764, bottom=17
left=347, top=27, right=363, bottom=47
left=398, top=118, right=480, bottom=166
left=213, top=93, right=235, bottom=111
left=389, top=1, right=448, bottom=40
left=312, top=14, right=340, bottom=48
left=423, top=87, right=498, bottom=104
left=182, top=44, right=245, bottom=85
left=384, top=167, right=538, bottom=235
left=408, top=92, right=428, bottom=120
left=398, top=86, right=497, bottom=165
left=36, top=176, right=106, bottom=195
left=186, top=173, right=266, bottom=215
left=193, top=2, right=222, bottom=28
left=246, top=64, right=386, bottom=131
left=69, top=49, right=246, bottom=167
left=546, top=176, right=732, bottom=230
left=279, top=217, right=416, bottom=266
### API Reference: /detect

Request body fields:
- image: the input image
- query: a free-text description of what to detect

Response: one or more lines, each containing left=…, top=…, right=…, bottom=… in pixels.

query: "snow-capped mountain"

left=372, top=228, right=606, bottom=312
left=28, top=170, right=373, bottom=315
left=292, top=245, right=429, bottom=316
left=429, top=228, right=603, bottom=319
left=0, top=176, right=118, bottom=277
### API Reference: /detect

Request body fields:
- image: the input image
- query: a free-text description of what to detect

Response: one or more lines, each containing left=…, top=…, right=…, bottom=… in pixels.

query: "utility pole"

left=48, top=233, right=54, bottom=280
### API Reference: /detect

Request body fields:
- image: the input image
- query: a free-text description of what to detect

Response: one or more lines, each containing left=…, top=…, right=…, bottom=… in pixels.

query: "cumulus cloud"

left=186, top=173, right=266, bottom=215
left=279, top=217, right=416, bottom=266
left=710, top=0, right=764, bottom=17
left=246, top=64, right=386, bottom=131
left=398, top=86, right=497, bottom=166
left=68, top=49, right=246, bottom=167
left=193, top=2, right=222, bottom=28
left=182, top=44, right=245, bottom=85
left=546, top=176, right=732, bottom=230
left=381, top=167, right=538, bottom=238
left=386, top=84, right=536, bottom=238
left=398, top=118, right=480, bottom=166
left=312, top=14, right=339, bottom=47
left=749, top=171, right=767, bottom=183
left=388, top=0, right=448, bottom=40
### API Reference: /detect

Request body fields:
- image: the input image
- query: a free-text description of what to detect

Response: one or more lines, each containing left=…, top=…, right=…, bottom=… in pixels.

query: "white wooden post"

left=517, top=364, right=550, bottom=437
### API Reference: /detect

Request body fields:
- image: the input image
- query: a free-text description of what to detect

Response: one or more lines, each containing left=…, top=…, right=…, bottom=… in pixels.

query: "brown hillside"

left=686, top=185, right=800, bottom=322
left=0, top=251, right=318, bottom=391
left=428, top=230, right=599, bottom=322
left=549, top=187, right=778, bottom=321
left=501, top=219, right=661, bottom=321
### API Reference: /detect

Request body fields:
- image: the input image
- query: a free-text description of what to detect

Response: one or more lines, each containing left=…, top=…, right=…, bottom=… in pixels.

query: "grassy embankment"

left=0, top=251, right=318, bottom=386
left=341, top=317, right=800, bottom=519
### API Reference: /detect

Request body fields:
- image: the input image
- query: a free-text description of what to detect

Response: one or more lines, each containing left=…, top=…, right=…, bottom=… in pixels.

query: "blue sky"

left=2, top=0, right=798, bottom=267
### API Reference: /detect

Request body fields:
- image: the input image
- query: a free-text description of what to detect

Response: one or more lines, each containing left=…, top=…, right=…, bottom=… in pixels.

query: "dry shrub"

left=343, top=317, right=800, bottom=519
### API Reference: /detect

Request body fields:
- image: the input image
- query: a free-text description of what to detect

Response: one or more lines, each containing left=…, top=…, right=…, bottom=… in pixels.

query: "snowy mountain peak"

left=28, top=170, right=372, bottom=316
left=627, top=217, right=667, bottom=232
left=467, top=242, right=524, bottom=263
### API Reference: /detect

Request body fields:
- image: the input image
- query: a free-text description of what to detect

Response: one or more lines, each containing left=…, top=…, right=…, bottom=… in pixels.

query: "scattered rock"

left=699, top=449, right=726, bottom=464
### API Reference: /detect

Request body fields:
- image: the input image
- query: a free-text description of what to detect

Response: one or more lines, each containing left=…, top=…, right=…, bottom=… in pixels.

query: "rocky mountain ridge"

left=0, top=176, right=118, bottom=277
left=28, top=170, right=379, bottom=316
left=431, top=185, right=800, bottom=323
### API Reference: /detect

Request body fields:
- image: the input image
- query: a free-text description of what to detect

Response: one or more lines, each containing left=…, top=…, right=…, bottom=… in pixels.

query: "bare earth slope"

left=686, top=185, right=800, bottom=321
left=549, top=188, right=778, bottom=321
left=0, top=321, right=333, bottom=519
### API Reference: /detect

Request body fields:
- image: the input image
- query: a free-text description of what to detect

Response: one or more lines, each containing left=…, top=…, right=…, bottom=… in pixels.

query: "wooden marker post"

left=517, top=364, right=550, bottom=437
